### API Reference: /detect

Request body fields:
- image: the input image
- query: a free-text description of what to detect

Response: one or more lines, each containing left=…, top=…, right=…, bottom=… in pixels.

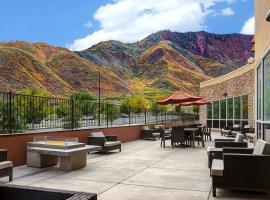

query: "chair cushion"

left=104, top=141, right=121, bottom=147
left=221, top=129, right=230, bottom=133
left=211, top=159, right=224, bottom=177
left=234, top=133, right=245, bottom=142
left=152, top=132, right=160, bottom=137
left=0, top=161, right=13, bottom=170
left=244, top=125, right=251, bottom=129
left=253, top=139, right=270, bottom=155
left=154, top=125, right=160, bottom=129
left=142, top=126, right=150, bottom=130
left=233, top=124, right=240, bottom=128
left=231, top=131, right=240, bottom=136
left=246, top=133, right=255, bottom=138
left=91, top=132, right=105, bottom=137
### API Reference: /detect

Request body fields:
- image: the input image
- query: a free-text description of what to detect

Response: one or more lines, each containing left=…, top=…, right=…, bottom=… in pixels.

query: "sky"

left=0, top=0, right=254, bottom=51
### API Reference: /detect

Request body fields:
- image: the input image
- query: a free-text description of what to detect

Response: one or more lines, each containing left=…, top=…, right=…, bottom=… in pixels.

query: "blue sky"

left=0, top=0, right=254, bottom=50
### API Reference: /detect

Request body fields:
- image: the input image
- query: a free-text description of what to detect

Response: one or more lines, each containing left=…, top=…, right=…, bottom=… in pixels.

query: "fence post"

left=8, top=91, right=12, bottom=134
left=106, top=102, right=109, bottom=127
left=98, top=102, right=101, bottom=126
left=144, top=108, right=147, bottom=124
left=71, top=99, right=74, bottom=130
left=129, top=106, right=131, bottom=126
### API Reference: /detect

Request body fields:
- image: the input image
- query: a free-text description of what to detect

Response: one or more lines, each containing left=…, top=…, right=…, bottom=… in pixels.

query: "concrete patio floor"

left=1, top=131, right=270, bottom=200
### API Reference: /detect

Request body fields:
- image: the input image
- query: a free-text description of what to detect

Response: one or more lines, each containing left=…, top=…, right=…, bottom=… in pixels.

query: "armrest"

left=223, top=147, right=253, bottom=154
left=87, top=136, right=106, bottom=146
left=105, top=135, right=118, bottom=141
left=215, top=139, right=234, bottom=142
left=215, top=141, right=248, bottom=148
left=0, top=149, right=7, bottom=162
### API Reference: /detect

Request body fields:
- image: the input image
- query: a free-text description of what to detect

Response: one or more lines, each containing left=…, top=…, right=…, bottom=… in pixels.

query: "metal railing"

left=0, top=92, right=198, bottom=134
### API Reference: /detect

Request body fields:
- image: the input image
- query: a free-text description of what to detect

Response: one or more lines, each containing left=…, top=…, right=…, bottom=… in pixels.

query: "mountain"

left=0, top=31, right=253, bottom=97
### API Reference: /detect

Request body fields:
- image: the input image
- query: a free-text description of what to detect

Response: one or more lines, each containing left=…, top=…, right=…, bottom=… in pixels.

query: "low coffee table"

left=207, top=147, right=223, bottom=168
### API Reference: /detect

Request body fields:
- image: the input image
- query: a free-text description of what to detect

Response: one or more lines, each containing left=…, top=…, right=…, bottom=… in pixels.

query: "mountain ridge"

left=0, top=30, right=253, bottom=97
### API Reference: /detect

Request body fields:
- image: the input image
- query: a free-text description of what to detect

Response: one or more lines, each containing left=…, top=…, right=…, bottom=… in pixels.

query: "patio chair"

left=159, top=127, right=171, bottom=148
left=87, top=132, right=121, bottom=153
left=220, top=126, right=231, bottom=137
left=141, top=126, right=160, bottom=140
left=193, top=128, right=205, bottom=147
left=0, top=184, right=97, bottom=200
left=204, top=126, right=212, bottom=141
left=171, top=127, right=186, bottom=148
left=0, top=149, right=13, bottom=182
left=211, top=139, right=270, bottom=197
left=246, top=128, right=255, bottom=142
left=230, top=124, right=241, bottom=137
left=207, top=133, right=247, bottom=168
left=214, top=133, right=247, bottom=148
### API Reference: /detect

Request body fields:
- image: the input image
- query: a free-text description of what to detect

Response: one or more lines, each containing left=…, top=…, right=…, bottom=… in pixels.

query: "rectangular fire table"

left=27, top=137, right=101, bottom=171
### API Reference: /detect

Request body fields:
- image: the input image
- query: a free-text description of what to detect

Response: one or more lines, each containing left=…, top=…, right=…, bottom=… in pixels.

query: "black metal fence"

left=0, top=92, right=198, bottom=134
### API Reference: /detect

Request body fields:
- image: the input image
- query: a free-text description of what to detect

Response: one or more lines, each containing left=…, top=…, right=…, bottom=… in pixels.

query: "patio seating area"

left=1, top=131, right=269, bottom=200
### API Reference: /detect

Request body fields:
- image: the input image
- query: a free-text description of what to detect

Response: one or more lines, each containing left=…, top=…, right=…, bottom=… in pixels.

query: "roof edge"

left=200, top=63, right=255, bottom=88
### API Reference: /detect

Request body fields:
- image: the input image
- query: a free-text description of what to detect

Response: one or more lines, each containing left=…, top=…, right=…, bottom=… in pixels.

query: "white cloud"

left=221, top=7, right=234, bottom=16
left=240, top=16, right=255, bottom=35
left=68, top=0, right=237, bottom=50
left=84, top=21, right=93, bottom=29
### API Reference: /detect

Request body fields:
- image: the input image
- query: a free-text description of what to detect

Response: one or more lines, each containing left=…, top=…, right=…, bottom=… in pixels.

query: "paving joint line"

left=98, top=147, right=179, bottom=196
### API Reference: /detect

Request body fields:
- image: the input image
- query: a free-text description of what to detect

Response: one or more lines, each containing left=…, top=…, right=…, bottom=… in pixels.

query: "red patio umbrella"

left=157, top=92, right=202, bottom=105
left=177, top=98, right=211, bottom=106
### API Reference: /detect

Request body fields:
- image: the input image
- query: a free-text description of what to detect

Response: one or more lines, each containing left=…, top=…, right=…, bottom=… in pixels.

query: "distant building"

left=199, top=0, right=270, bottom=142
left=200, top=62, right=255, bottom=129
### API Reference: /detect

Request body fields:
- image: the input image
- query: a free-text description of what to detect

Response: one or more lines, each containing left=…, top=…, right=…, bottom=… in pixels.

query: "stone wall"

left=200, top=68, right=255, bottom=127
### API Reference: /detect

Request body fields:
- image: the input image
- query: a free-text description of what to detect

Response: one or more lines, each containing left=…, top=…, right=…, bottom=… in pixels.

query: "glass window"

left=264, top=52, right=270, bottom=121
left=227, top=98, right=233, bottom=119
left=234, top=97, right=241, bottom=119
left=242, top=95, right=248, bottom=119
left=207, top=103, right=212, bottom=119
left=257, top=64, right=262, bottom=120
left=220, top=99, right=226, bottom=119
left=213, top=101, right=219, bottom=119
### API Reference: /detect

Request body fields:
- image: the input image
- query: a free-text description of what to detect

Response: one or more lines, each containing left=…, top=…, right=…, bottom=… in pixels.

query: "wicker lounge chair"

left=0, top=184, right=97, bottom=200
left=211, top=139, right=270, bottom=197
left=246, top=128, right=255, bottom=142
left=87, top=132, right=121, bottom=153
left=141, top=126, right=160, bottom=140
left=0, top=149, right=13, bottom=182
left=214, top=133, right=247, bottom=148
left=220, top=126, right=231, bottom=136
left=230, top=124, right=241, bottom=137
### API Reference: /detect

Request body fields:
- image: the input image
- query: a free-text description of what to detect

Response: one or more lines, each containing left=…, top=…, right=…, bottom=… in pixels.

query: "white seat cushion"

left=91, top=132, right=105, bottom=137
left=0, top=161, right=13, bottom=170
left=233, top=124, right=240, bottom=128
left=211, top=159, right=224, bottom=177
left=222, top=129, right=230, bottom=133
left=104, top=141, right=121, bottom=147
left=142, top=126, right=150, bottom=130
left=154, top=125, right=160, bottom=129
left=152, top=132, right=160, bottom=137
left=234, top=133, right=245, bottom=142
left=246, top=133, right=255, bottom=137
left=244, top=125, right=251, bottom=129
left=253, top=139, right=270, bottom=155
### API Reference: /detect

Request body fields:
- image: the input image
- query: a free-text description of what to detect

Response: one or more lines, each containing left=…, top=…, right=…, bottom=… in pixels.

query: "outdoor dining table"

left=184, top=127, right=199, bottom=148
